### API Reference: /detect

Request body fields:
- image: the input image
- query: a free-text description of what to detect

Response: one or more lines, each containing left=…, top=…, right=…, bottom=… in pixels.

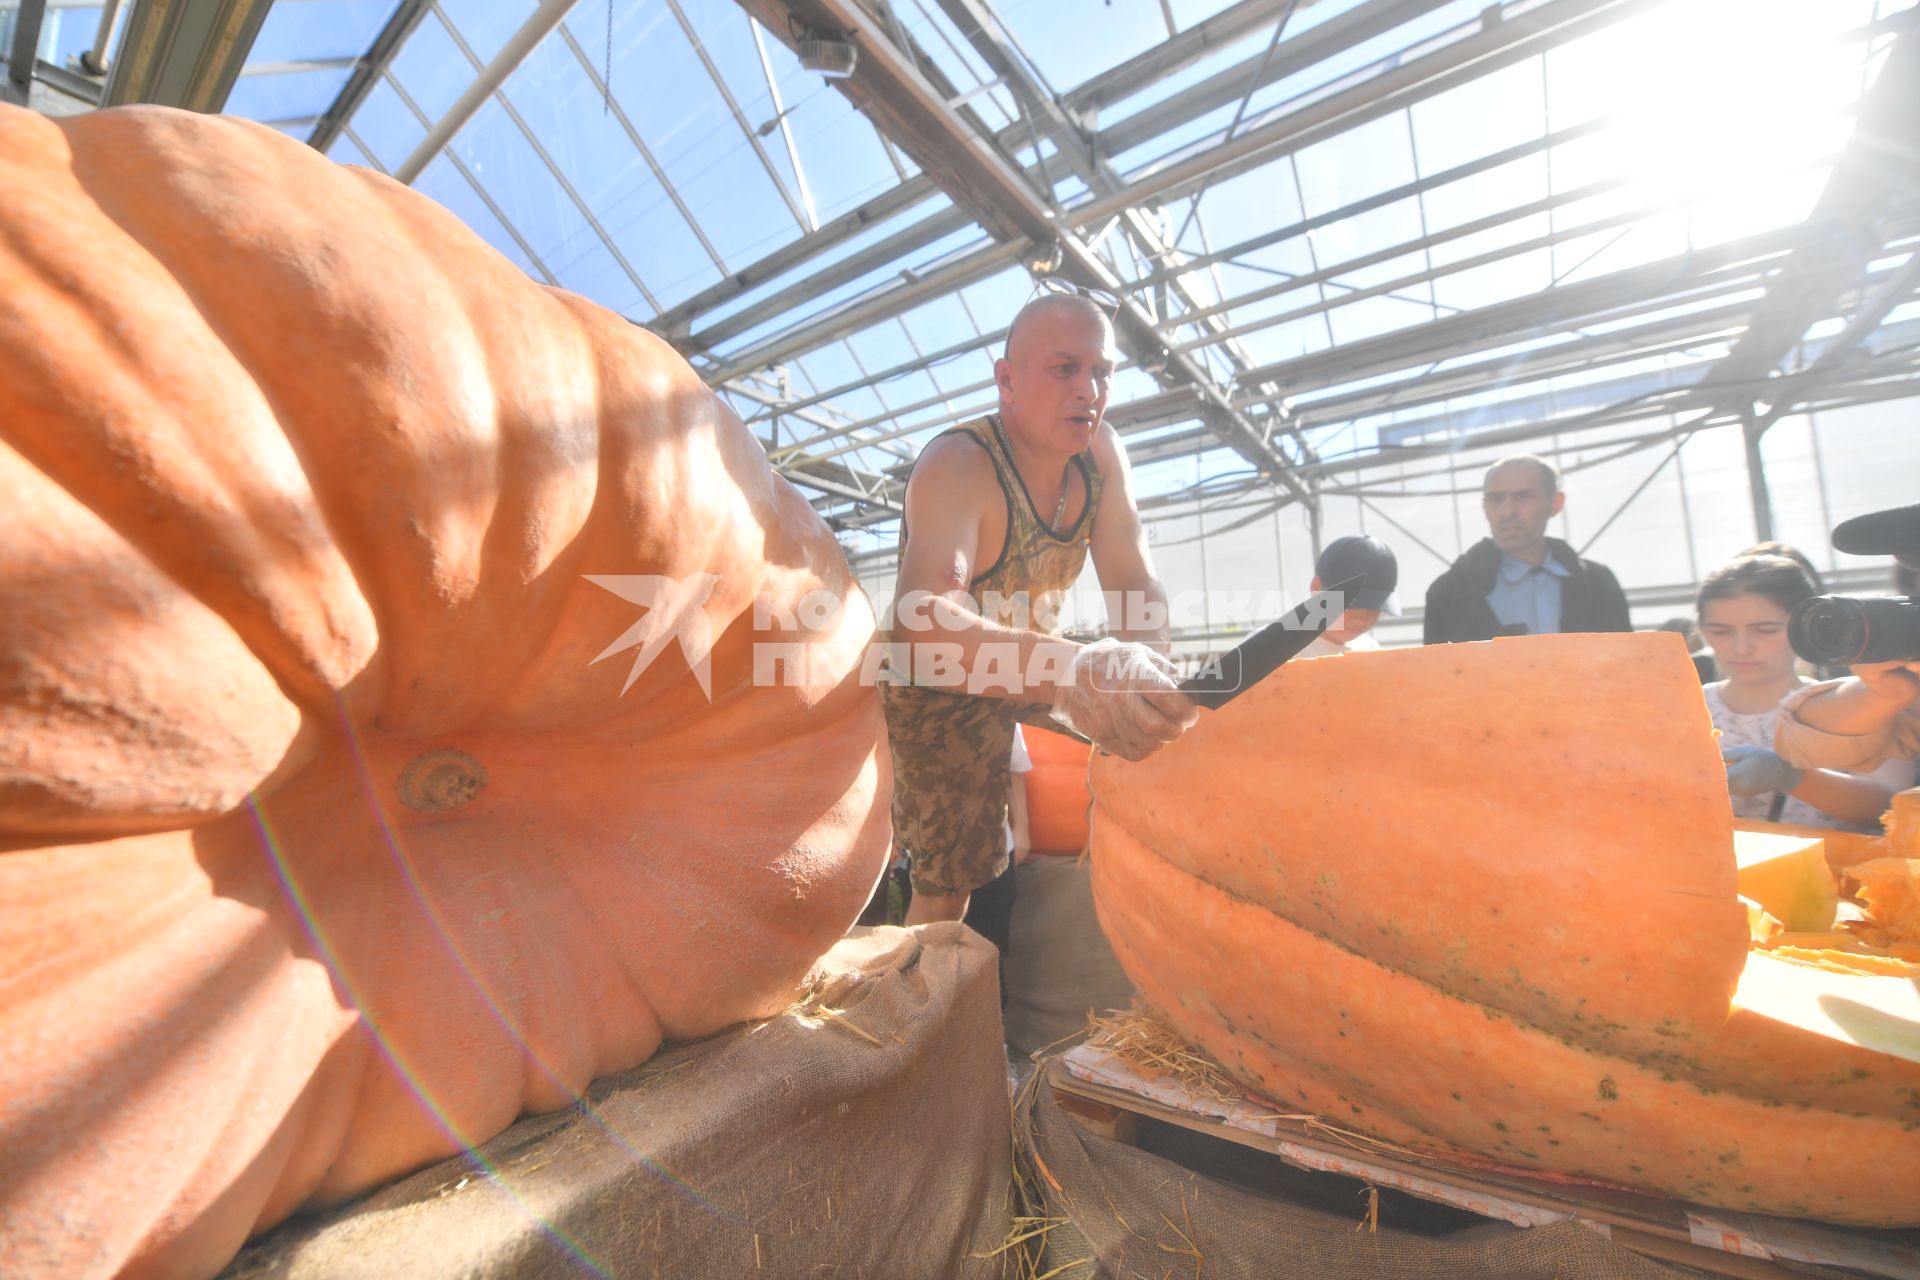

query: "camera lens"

left=1790, top=595, right=1920, bottom=665
left=1788, top=598, right=1869, bottom=666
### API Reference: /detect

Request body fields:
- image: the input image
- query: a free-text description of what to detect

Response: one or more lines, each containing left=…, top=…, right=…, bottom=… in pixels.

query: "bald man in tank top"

left=882, top=290, right=1198, bottom=925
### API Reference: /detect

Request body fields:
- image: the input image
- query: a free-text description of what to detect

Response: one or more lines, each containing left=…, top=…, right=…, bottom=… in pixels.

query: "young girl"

left=1697, top=555, right=1907, bottom=830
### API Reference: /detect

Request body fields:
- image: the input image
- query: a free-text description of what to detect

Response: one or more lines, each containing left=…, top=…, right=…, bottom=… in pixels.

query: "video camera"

left=1789, top=595, right=1920, bottom=665
left=1787, top=502, right=1920, bottom=667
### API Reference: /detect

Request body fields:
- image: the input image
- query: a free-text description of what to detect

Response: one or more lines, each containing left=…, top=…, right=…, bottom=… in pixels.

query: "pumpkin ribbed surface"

left=0, top=105, right=889, bottom=1276
left=1090, top=632, right=1920, bottom=1224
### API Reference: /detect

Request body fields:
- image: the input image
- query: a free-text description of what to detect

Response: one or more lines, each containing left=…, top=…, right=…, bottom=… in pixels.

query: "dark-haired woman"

left=1697, top=555, right=1906, bottom=831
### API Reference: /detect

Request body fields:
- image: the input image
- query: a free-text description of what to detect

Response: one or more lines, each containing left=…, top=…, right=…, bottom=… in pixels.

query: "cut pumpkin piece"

left=1845, top=856, right=1920, bottom=950
left=1738, top=895, right=1783, bottom=944
left=1732, top=949, right=1920, bottom=1065
left=1734, top=818, right=1879, bottom=876
left=1759, top=941, right=1920, bottom=978
left=1090, top=815, right=1920, bottom=1226
left=1090, top=633, right=1920, bottom=1225
left=1090, top=633, right=1747, bottom=1060
left=1733, top=829, right=1838, bottom=933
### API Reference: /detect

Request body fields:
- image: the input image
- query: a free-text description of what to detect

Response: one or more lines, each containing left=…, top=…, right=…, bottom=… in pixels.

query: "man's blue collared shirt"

left=1485, top=550, right=1568, bottom=635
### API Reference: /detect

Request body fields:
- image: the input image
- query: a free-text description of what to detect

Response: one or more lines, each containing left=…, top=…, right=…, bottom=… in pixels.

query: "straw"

left=1079, top=1002, right=1437, bottom=1163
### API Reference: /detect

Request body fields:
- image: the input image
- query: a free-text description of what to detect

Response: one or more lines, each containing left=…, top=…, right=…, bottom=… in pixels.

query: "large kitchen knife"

left=1041, top=574, right=1366, bottom=744
left=1176, top=574, right=1365, bottom=710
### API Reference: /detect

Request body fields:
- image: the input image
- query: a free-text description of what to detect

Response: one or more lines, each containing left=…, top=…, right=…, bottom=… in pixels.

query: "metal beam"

left=663, top=0, right=811, bottom=233
left=393, top=0, right=575, bottom=185
left=932, top=0, right=1286, bottom=434
left=753, top=319, right=1008, bottom=430
left=239, top=56, right=357, bottom=76
left=433, top=2, right=660, bottom=312
left=709, top=0, right=1640, bottom=387
left=3, top=0, right=45, bottom=105
left=703, top=237, right=1022, bottom=385
left=1095, top=0, right=1454, bottom=159
left=646, top=177, right=941, bottom=345
left=100, top=0, right=275, bottom=110
left=1230, top=217, right=1863, bottom=398
left=736, top=0, right=1315, bottom=499
left=1067, top=0, right=1643, bottom=232
left=308, top=0, right=430, bottom=155
left=1747, top=249, right=1920, bottom=431
left=648, top=1, right=1301, bottom=339
left=553, top=21, right=730, bottom=278
left=723, top=0, right=1914, bottom=534
left=372, top=79, right=561, bottom=285
left=1687, top=24, right=1920, bottom=418
left=745, top=0, right=1056, bottom=241
left=785, top=471, right=902, bottom=511
left=1290, top=305, right=1754, bottom=429
left=667, top=0, right=1433, bottom=347
left=1129, top=117, right=1607, bottom=294
left=683, top=203, right=974, bottom=353
left=30, top=54, right=99, bottom=102
left=1066, top=0, right=1305, bottom=113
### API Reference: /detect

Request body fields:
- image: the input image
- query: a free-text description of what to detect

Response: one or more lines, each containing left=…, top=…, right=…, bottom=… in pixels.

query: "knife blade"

left=1176, top=574, right=1365, bottom=710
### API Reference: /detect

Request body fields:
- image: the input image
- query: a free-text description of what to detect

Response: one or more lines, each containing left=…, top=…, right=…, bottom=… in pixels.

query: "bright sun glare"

left=1606, top=0, right=1875, bottom=228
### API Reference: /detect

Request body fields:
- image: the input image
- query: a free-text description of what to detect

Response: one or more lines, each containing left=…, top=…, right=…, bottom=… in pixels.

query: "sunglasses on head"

left=1030, top=276, right=1121, bottom=314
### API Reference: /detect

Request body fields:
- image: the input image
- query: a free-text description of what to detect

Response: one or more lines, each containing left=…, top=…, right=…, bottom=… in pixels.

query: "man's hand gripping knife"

left=1051, top=638, right=1199, bottom=762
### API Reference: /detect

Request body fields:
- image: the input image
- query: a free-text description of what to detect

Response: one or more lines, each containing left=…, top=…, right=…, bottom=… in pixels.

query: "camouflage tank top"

left=880, top=413, right=1102, bottom=895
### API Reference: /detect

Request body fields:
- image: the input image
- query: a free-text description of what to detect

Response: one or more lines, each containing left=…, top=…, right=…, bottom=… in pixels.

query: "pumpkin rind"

left=0, top=104, right=890, bottom=1276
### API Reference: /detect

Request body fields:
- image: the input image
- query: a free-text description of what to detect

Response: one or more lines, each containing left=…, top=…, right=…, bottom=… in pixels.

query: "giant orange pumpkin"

left=1022, top=724, right=1092, bottom=855
left=0, top=105, right=890, bottom=1276
left=1091, top=634, right=1920, bottom=1224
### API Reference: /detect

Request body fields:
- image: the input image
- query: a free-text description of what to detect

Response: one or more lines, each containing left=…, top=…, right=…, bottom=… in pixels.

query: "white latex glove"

left=1050, top=639, right=1199, bottom=762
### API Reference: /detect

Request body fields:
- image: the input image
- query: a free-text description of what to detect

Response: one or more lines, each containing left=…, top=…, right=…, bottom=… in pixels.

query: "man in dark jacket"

left=1423, top=454, right=1631, bottom=644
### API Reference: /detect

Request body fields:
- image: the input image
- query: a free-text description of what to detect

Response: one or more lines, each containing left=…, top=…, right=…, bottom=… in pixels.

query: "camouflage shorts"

left=882, top=682, right=1044, bottom=896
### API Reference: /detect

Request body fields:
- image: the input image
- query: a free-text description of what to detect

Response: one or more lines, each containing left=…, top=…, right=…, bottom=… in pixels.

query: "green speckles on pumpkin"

left=1597, top=1076, right=1618, bottom=1102
left=1492, top=1121, right=1507, bottom=1132
left=1717, top=1148, right=1743, bottom=1166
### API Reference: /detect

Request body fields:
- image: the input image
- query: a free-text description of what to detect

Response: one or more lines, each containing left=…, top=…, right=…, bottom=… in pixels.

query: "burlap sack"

left=224, top=925, right=1012, bottom=1279
left=1016, top=1077, right=1692, bottom=1280
left=1003, top=856, right=1134, bottom=1059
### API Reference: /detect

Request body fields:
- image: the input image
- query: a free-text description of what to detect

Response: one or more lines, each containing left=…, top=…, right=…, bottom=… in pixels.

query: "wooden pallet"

left=1047, top=1044, right=1920, bottom=1280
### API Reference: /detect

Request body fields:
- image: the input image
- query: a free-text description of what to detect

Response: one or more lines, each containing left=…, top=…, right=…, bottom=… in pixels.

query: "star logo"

left=584, top=573, right=723, bottom=698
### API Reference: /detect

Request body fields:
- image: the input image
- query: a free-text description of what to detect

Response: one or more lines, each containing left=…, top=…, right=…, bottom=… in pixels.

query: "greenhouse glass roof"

left=6, top=0, right=1917, bottom=588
